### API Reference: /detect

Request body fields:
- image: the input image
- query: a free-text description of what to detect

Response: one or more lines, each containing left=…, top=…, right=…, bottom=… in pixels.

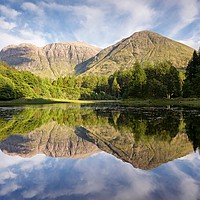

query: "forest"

left=0, top=50, right=200, bottom=101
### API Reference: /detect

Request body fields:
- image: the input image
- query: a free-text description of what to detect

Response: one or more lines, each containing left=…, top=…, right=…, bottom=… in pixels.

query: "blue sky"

left=0, top=0, right=200, bottom=50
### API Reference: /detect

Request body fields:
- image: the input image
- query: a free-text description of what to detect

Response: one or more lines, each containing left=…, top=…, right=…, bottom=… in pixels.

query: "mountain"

left=0, top=42, right=101, bottom=79
left=0, top=30, right=195, bottom=78
left=76, top=30, right=194, bottom=76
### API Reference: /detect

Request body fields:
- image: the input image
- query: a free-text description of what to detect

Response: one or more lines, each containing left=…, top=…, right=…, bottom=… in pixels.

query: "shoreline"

left=0, top=98, right=121, bottom=106
left=0, top=98, right=200, bottom=107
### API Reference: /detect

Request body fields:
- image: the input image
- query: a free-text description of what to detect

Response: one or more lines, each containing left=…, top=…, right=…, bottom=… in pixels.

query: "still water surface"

left=0, top=104, right=200, bottom=200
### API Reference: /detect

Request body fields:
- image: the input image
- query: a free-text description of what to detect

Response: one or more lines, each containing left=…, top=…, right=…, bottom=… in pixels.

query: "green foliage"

left=111, top=77, right=120, bottom=97
left=144, top=61, right=181, bottom=98
left=0, top=74, right=16, bottom=100
left=0, top=60, right=184, bottom=100
left=0, top=106, right=110, bottom=140
left=0, top=66, right=65, bottom=100
left=82, top=76, right=98, bottom=90
left=127, top=61, right=147, bottom=97
left=183, top=50, right=200, bottom=97
left=106, top=61, right=181, bottom=99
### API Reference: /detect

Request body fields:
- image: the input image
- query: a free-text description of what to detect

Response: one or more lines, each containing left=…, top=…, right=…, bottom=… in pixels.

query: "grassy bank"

left=0, top=98, right=121, bottom=106
left=1, top=97, right=200, bottom=107
left=122, top=98, right=200, bottom=107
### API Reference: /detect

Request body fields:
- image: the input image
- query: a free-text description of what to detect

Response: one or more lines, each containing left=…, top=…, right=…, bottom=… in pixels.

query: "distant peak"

left=1, top=42, right=101, bottom=52
left=132, top=30, right=161, bottom=37
left=2, top=43, right=37, bottom=51
left=42, top=41, right=101, bottom=50
left=136, top=30, right=154, bottom=33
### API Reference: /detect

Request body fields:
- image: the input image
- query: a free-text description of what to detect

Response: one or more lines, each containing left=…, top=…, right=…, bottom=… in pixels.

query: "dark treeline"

left=0, top=50, right=200, bottom=100
left=183, top=50, right=200, bottom=97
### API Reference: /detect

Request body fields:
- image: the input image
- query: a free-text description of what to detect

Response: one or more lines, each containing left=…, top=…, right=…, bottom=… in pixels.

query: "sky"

left=0, top=0, right=200, bottom=50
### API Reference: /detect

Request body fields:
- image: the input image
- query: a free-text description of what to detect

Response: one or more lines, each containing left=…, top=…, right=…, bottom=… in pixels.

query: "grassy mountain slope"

left=76, top=30, right=194, bottom=76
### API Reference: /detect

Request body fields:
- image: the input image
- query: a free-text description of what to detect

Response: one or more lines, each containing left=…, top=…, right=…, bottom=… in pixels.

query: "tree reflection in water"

left=0, top=105, right=199, bottom=169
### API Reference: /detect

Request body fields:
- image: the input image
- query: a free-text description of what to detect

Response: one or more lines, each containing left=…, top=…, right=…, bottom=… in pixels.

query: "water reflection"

left=1, top=104, right=200, bottom=199
left=0, top=105, right=199, bottom=169
left=0, top=150, right=200, bottom=200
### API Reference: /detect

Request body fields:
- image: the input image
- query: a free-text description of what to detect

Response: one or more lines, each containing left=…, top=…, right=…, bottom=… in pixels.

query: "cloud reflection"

left=0, top=150, right=200, bottom=200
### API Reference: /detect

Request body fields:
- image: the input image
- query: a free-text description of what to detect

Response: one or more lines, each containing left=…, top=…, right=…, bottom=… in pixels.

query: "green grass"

left=1, top=97, right=200, bottom=107
left=122, top=98, right=200, bottom=107
left=0, top=98, right=121, bottom=106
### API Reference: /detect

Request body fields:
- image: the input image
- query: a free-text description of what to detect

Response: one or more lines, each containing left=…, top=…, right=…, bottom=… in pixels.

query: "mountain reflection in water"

left=0, top=104, right=200, bottom=200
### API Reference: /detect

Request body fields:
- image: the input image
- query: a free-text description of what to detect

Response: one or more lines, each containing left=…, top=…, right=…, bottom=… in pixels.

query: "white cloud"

left=25, top=1, right=156, bottom=47
left=0, top=3, right=50, bottom=50
left=19, top=154, right=46, bottom=171
left=1, top=149, right=200, bottom=200
left=110, top=0, right=156, bottom=35
left=177, top=23, right=200, bottom=49
left=0, top=17, right=16, bottom=30
left=21, top=2, right=44, bottom=16
left=0, top=171, right=17, bottom=184
left=1, top=0, right=200, bottom=50
left=59, top=0, right=157, bottom=47
left=22, top=185, right=45, bottom=199
left=179, top=177, right=199, bottom=200
left=0, top=182, right=20, bottom=196
left=0, top=5, right=21, bottom=19
left=178, top=38, right=200, bottom=50
left=168, top=0, right=200, bottom=37
left=0, top=150, right=22, bottom=168
left=39, top=2, right=70, bottom=11
left=0, top=29, right=49, bottom=50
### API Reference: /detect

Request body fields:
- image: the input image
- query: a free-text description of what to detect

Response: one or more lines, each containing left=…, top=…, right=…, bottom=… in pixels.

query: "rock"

left=0, top=42, right=101, bottom=79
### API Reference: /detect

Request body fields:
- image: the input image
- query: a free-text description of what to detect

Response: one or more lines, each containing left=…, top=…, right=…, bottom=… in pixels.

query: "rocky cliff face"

left=0, top=42, right=101, bottom=79
left=76, top=30, right=194, bottom=75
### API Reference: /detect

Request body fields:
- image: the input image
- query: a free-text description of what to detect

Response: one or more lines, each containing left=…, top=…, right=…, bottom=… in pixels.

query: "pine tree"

left=186, top=50, right=200, bottom=81
left=183, top=49, right=200, bottom=97
left=111, top=77, right=120, bottom=98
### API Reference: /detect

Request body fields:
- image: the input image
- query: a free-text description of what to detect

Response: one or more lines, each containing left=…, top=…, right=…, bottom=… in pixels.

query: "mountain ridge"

left=76, top=30, right=194, bottom=75
left=0, top=41, right=101, bottom=79
left=0, top=30, right=194, bottom=78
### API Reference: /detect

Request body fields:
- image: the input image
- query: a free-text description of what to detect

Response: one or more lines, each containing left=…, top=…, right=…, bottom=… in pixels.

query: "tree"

left=115, top=69, right=132, bottom=97
left=186, top=50, right=200, bottom=81
left=127, top=61, right=146, bottom=97
left=82, top=76, right=98, bottom=90
left=183, top=50, right=200, bottom=97
left=95, top=76, right=109, bottom=94
left=56, top=77, right=64, bottom=88
left=144, top=61, right=181, bottom=98
left=111, top=77, right=120, bottom=98
left=75, top=76, right=83, bottom=88
left=67, top=76, right=75, bottom=88
left=0, top=75, right=16, bottom=100
left=164, top=65, right=181, bottom=98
